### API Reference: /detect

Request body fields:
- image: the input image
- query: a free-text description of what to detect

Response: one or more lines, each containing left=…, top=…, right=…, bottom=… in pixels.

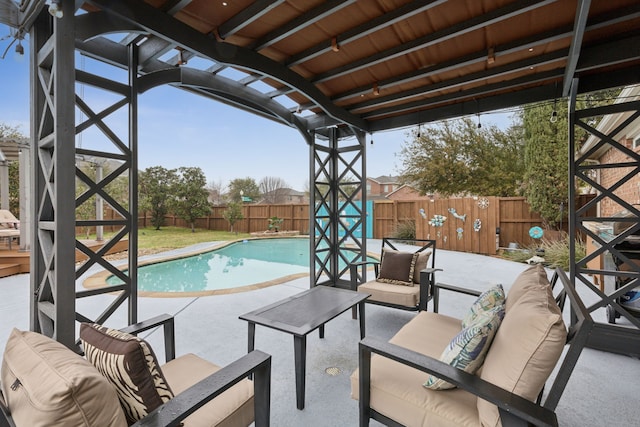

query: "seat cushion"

left=80, top=323, right=174, bottom=425
left=478, top=272, right=567, bottom=427
left=425, top=304, right=505, bottom=390
left=377, top=248, right=418, bottom=286
left=359, top=279, right=420, bottom=307
left=162, top=353, right=255, bottom=427
left=351, top=312, right=480, bottom=426
left=1, top=328, right=127, bottom=427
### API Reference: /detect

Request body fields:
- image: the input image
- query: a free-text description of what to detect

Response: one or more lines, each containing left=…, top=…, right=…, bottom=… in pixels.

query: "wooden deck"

left=0, top=239, right=129, bottom=278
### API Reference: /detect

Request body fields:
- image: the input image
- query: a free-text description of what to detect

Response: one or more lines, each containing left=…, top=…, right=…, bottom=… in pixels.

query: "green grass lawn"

left=87, top=227, right=251, bottom=255
left=137, top=227, right=250, bottom=250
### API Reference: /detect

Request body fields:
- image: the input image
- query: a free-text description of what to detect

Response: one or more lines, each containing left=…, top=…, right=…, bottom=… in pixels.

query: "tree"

left=174, top=167, right=212, bottom=232
left=8, top=162, right=19, bottom=216
left=206, top=179, right=226, bottom=206
left=313, top=175, right=361, bottom=202
left=139, top=166, right=177, bottom=230
left=222, top=202, right=244, bottom=234
left=228, top=177, right=260, bottom=203
left=520, top=88, right=620, bottom=226
left=520, top=102, right=569, bottom=227
left=1, top=123, right=25, bottom=217
left=398, top=118, right=524, bottom=197
left=259, top=176, right=289, bottom=204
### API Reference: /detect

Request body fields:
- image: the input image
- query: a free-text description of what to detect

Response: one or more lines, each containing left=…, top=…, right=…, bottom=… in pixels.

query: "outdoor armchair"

left=0, top=210, right=20, bottom=250
left=350, top=237, right=439, bottom=318
left=353, top=266, right=593, bottom=427
left=0, top=314, right=271, bottom=427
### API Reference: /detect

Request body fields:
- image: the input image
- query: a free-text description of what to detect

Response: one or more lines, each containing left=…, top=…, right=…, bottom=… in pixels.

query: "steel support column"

left=569, top=78, right=640, bottom=357
left=30, top=5, right=139, bottom=347
left=311, top=128, right=366, bottom=288
left=30, top=3, right=77, bottom=347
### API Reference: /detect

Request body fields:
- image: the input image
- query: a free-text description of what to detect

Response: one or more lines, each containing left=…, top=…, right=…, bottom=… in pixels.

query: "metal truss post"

left=30, top=6, right=140, bottom=348
left=30, top=4, right=76, bottom=348
left=569, top=78, right=640, bottom=357
left=311, top=128, right=366, bottom=288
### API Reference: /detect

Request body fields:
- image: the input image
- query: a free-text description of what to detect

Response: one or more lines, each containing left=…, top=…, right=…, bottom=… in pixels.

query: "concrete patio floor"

left=0, top=239, right=638, bottom=426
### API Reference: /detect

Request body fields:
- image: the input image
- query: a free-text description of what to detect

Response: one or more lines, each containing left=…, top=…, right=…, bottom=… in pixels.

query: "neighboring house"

left=259, top=188, right=308, bottom=204
left=580, top=85, right=640, bottom=218
left=365, top=175, right=401, bottom=200
left=386, top=184, right=434, bottom=201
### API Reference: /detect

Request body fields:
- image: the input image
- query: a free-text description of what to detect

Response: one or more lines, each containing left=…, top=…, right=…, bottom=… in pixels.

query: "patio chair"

left=353, top=266, right=593, bottom=427
left=0, top=210, right=19, bottom=229
left=350, top=237, right=438, bottom=319
left=0, top=210, right=20, bottom=250
left=0, top=314, right=271, bottom=427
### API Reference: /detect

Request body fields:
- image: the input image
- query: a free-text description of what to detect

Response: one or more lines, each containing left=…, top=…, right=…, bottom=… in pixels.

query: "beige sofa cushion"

left=162, top=353, right=255, bottom=427
left=351, top=312, right=481, bottom=427
left=504, top=264, right=549, bottom=312
left=1, top=328, right=127, bottom=427
left=478, top=272, right=567, bottom=427
left=358, top=279, right=420, bottom=307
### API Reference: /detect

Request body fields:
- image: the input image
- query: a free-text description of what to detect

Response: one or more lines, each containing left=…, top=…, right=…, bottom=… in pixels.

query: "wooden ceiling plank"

left=86, top=0, right=368, bottom=130
left=286, top=0, right=448, bottom=67
left=217, top=0, right=285, bottom=40
left=311, top=0, right=556, bottom=84
left=249, top=0, right=356, bottom=51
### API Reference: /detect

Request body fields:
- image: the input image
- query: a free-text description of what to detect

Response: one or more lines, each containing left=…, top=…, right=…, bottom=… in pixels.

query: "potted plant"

left=268, top=216, right=284, bottom=232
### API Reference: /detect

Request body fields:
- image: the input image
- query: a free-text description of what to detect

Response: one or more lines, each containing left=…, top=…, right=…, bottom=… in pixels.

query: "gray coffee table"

left=239, top=286, right=369, bottom=410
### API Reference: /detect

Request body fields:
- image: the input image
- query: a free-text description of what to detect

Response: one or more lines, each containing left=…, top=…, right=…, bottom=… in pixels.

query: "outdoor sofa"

left=0, top=314, right=271, bottom=427
left=352, top=264, right=593, bottom=427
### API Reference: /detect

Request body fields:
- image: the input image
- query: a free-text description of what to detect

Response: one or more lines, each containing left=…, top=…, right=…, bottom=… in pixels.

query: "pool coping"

left=83, top=236, right=379, bottom=298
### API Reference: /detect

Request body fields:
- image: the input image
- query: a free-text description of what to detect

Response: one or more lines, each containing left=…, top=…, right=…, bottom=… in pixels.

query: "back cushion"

left=1, top=328, right=127, bottom=427
left=412, top=249, right=432, bottom=283
left=504, top=264, right=549, bottom=312
left=477, top=272, right=567, bottom=427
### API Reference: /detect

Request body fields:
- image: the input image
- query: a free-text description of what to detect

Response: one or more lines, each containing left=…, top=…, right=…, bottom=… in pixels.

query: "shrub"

left=393, top=220, right=416, bottom=240
left=501, top=233, right=585, bottom=271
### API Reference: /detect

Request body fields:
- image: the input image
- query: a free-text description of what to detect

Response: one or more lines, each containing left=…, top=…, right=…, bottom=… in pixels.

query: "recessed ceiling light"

left=222, top=1, right=228, bottom=6
left=528, top=47, right=534, bottom=52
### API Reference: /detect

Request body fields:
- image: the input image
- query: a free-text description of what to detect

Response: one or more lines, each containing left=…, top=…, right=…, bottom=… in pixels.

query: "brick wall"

left=387, top=186, right=431, bottom=201
left=599, top=137, right=640, bottom=217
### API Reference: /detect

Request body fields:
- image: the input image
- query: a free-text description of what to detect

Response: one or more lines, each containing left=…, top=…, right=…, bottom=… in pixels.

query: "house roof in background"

left=580, top=84, right=640, bottom=159
left=368, top=175, right=400, bottom=184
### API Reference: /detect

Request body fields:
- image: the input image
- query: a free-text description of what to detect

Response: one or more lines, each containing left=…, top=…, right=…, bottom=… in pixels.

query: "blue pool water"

left=106, top=238, right=372, bottom=293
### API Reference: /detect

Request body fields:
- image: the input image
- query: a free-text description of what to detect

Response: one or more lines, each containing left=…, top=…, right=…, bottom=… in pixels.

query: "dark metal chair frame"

left=0, top=314, right=272, bottom=427
left=350, top=237, right=439, bottom=317
left=357, top=268, right=593, bottom=427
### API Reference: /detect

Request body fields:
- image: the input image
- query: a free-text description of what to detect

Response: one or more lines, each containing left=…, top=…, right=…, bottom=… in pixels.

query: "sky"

left=0, top=29, right=514, bottom=192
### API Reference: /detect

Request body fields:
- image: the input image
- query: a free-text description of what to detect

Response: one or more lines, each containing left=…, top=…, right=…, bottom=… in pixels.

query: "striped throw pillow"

left=80, top=323, right=174, bottom=425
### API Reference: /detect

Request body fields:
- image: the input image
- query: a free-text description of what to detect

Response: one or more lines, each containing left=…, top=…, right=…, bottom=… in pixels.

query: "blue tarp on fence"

left=315, top=200, right=373, bottom=239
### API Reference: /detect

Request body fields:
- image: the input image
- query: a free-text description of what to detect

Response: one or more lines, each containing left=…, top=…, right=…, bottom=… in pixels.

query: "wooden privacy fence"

left=375, top=195, right=595, bottom=255
left=140, top=204, right=311, bottom=235
left=130, top=195, right=594, bottom=256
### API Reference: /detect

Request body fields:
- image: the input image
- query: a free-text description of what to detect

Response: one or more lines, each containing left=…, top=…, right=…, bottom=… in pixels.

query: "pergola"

left=0, top=0, right=638, bottom=355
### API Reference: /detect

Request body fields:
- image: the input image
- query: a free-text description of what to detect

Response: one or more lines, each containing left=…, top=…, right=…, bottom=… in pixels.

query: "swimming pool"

left=99, top=238, right=375, bottom=296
